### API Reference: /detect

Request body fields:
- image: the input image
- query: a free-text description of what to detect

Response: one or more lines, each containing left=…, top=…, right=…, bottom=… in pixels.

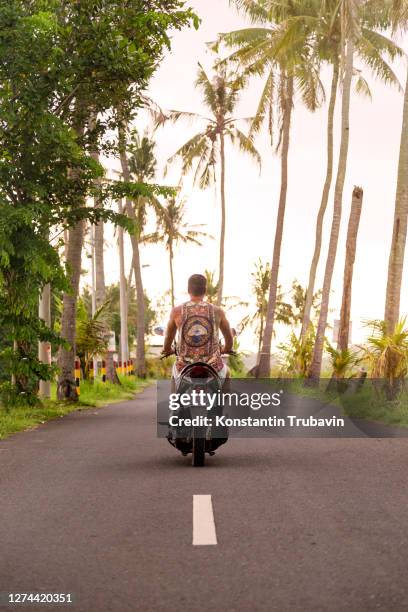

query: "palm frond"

left=389, top=0, right=408, bottom=31
left=166, top=132, right=209, bottom=175
left=154, top=109, right=210, bottom=130
left=216, top=27, right=270, bottom=49
left=230, top=0, right=270, bottom=23
left=227, top=127, right=262, bottom=170
left=361, top=27, right=405, bottom=63
left=194, top=139, right=218, bottom=189
left=356, top=33, right=403, bottom=90
left=354, top=73, right=372, bottom=99
left=295, top=63, right=325, bottom=111
left=195, top=63, right=219, bottom=112
left=249, top=69, right=274, bottom=138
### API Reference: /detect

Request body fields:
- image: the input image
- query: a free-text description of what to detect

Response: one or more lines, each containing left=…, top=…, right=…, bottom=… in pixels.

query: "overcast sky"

left=95, top=0, right=408, bottom=350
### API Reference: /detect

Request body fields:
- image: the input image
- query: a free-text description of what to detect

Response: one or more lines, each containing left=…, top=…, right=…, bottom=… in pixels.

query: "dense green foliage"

left=0, top=0, right=196, bottom=406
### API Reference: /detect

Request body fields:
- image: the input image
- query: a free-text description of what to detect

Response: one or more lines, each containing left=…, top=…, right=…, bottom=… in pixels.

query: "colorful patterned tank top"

left=176, top=301, right=224, bottom=372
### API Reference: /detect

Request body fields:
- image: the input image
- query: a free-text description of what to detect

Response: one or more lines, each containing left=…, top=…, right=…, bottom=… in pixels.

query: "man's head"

left=188, top=274, right=207, bottom=298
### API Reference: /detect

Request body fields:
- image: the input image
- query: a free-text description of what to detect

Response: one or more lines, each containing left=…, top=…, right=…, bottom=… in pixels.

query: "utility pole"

left=38, top=284, right=51, bottom=398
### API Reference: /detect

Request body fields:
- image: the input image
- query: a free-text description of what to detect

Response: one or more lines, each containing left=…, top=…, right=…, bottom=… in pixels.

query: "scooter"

left=163, top=349, right=234, bottom=466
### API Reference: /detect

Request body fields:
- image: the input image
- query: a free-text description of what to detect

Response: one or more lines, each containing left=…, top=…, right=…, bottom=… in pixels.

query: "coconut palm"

left=362, top=318, right=408, bottom=399
left=326, top=342, right=361, bottom=379
left=215, top=0, right=325, bottom=377
left=118, top=124, right=159, bottom=378
left=76, top=299, right=110, bottom=379
left=204, top=270, right=219, bottom=304
left=279, top=330, right=316, bottom=378
left=145, top=196, right=209, bottom=307
left=154, top=62, right=261, bottom=307
left=239, top=259, right=271, bottom=359
left=384, top=1, right=408, bottom=332
left=219, top=0, right=402, bottom=377
left=309, top=0, right=403, bottom=380
left=337, top=186, right=364, bottom=351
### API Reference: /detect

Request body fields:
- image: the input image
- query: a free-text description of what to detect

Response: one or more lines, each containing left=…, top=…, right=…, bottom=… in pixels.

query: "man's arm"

left=218, top=308, right=234, bottom=353
left=162, top=308, right=177, bottom=356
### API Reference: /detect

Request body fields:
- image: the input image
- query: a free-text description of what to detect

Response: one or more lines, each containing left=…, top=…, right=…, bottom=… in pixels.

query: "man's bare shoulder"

left=171, top=304, right=184, bottom=325
left=212, top=304, right=225, bottom=316
left=172, top=304, right=184, bottom=315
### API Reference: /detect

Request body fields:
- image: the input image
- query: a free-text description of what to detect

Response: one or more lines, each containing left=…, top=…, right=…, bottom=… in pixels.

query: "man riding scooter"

left=161, top=274, right=234, bottom=465
left=161, top=274, right=234, bottom=383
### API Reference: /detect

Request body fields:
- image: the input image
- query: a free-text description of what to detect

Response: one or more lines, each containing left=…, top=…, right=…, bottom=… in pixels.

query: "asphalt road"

left=1, top=385, right=408, bottom=612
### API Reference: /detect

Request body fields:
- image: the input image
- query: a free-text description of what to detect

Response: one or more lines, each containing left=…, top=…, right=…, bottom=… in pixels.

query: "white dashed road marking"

left=193, top=495, right=217, bottom=546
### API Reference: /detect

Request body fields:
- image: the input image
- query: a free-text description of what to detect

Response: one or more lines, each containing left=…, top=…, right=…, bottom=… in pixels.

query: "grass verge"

left=279, top=378, right=408, bottom=428
left=0, top=376, right=152, bottom=441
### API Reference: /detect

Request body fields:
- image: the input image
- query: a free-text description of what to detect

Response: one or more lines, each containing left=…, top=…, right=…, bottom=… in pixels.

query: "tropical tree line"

left=0, top=0, right=197, bottom=406
left=152, top=0, right=408, bottom=386
left=2, top=0, right=408, bottom=409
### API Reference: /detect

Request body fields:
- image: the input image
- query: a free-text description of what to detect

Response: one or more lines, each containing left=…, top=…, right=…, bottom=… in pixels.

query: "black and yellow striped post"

left=101, top=360, right=106, bottom=383
left=89, top=360, right=94, bottom=383
left=126, top=360, right=130, bottom=376
left=75, top=359, right=81, bottom=396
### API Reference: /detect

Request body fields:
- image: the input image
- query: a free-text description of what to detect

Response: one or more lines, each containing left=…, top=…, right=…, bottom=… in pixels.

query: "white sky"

left=90, top=0, right=408, bottom=351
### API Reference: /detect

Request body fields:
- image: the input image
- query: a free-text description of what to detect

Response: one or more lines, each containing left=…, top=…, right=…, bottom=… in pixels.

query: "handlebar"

left=160, top=349, right=237, bottom=359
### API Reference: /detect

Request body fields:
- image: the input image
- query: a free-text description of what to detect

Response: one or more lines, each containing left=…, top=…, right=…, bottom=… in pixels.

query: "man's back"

left=161, top=274, right=234, bottom=377
left=174, top=300, right=224, bottom=372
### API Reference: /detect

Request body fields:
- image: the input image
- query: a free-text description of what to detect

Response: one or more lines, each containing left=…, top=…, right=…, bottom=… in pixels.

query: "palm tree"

left=309, top=0, right=403, bottom=380
left=240, top=259, right=270, bottom=359
left=117, top=124, right=158, bottom=378
left=76, top=299, right=110, bottom=379
left=146, top=196, right=209, bottom=307
left=300, top=0, right=404, bottom=340
left=309, top=37, right=355, bottom=380
left=384, top=2, right=408, bottom=332
left=154, top=62, right=261, bottom=306
left=337, top=186, right=364, bottom=352
left=204, top=270, right=219, bottom=304
left=216, top=0, right=325, bottom=377
left=58, top=218, right=86, bottom=400
left=362, top=318, right=408, bottom=399
left=326, top=342, right=361, bottom=381
left=279, top=330, right=316, bottom=378
left=220, top=0, right=402, bottom=377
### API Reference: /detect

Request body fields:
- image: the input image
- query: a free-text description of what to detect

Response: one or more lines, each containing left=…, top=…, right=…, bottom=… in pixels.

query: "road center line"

left=193, top=495, right=217, bottom=546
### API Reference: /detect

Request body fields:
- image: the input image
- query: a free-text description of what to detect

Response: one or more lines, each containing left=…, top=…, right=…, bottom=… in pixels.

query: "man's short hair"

left=188, top=274, right=207, bottom=297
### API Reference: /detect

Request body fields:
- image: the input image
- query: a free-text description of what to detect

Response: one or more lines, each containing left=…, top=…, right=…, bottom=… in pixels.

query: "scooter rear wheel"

left=192, top=429, right=205, bottom=467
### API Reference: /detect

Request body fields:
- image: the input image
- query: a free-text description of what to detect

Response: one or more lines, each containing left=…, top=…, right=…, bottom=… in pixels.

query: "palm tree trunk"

left=257, top=75, right=294, bottom=378
left=94, top=218, right=105, bottom=306
left=384, top=66, right=408, bottom=333
left=118, top=198, right=129, bottom=372
left=338, top=186, right=363, bottom=352
left=169, top=241, right=175, bottom=308
left=38, top=283, right=51, bottom=398
left=89, top=126, right=119, bottom=382
left=57, top=219, right=86, bottom=400
left=89, top=138, right=106, bottom=307
left=301, top=61, right=339, bottom=339
left=257, top=313, right=264, bottom=360
left=130, top=216, right=146, bottom=378
left=217, top=130, right=226, bottom=307
left=308, top=41, right=354, bottom=381
left=118, top=123, right=146, bottom=378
